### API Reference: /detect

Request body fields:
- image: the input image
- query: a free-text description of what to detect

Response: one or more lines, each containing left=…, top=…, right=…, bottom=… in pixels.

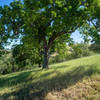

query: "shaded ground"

left=0, top=54, right=100, bottom=100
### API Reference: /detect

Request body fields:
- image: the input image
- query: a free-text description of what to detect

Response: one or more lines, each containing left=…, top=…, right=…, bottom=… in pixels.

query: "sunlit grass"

left=0, top=54, right=100, bottom=100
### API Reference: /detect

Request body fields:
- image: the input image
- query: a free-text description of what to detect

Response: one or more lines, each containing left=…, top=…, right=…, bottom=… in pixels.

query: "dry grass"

left=45, top=74, right=100, bottom=100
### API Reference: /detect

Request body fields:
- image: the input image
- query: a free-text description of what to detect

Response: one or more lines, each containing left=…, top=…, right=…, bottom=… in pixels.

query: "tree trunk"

left=38, top=63, right=41, bottom=68
left=43, top=47, right=49, bottom=69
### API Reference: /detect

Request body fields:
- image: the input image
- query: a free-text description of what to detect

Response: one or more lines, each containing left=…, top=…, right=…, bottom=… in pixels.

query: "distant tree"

left=71, top=43, right=90, bottom=58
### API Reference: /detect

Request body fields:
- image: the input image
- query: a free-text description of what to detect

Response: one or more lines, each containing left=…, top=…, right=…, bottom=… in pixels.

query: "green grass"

left=0, top=54, right=100, bottom=100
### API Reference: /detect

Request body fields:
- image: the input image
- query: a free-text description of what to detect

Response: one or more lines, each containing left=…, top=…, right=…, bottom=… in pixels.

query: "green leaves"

left=64, top=7, right=68, bottom=12
left=55, top=0, right=63, bottom=7
left=49, top=0, right=53, bottom=3
left=0, top=0, right=99, bottom=68
left=51, top=11, right=57, bottom=18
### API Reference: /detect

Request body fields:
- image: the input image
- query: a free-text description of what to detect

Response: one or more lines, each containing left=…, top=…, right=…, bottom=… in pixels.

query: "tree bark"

left=38, top=63, right=41, bottom=68
left=43, top=47, right=49, bottom=69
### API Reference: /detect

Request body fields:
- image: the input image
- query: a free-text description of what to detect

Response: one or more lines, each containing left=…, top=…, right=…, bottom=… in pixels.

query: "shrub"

left=89, top=43, right=100, bottom=53
left=0, top=54, right=17, bottom=74
left=71, top=43, right=91, bottom=58
left=49, top=43, right=91, bottom=64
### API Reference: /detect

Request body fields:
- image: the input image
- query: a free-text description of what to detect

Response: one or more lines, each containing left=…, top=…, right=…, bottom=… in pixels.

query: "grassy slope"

left=0, top=54, right=100, bottom=100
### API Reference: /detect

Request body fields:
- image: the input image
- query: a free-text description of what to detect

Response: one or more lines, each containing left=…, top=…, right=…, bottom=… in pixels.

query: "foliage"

left=0, top=49, right=6, bottom=56
left=13, top=44, right=43, bottom=68
left=0, top=52, right=17, bottom=74
left=79, top=23, right=100, bottom=44
left=0, top=42, right=95, bottom=75
left=0, top=47, right=42, bottom=75
left=49, top=43, right=92, bottom=64
left=0, top=0, right=96, bottom=68
left=89, top=43, right=100, bottom=53
left=79, top=0, right=100, bottom=44
left=71, top=43, right=91, bottom=58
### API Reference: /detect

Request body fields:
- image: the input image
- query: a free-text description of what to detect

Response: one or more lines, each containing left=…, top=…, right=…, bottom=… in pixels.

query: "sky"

left=0, top=0, right=14, bottom=6
left=0, top=0, right=83, bottom=49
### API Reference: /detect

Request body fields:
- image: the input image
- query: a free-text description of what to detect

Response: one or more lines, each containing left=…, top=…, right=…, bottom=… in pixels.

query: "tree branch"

left=47, top=24, right=81, bottom=49
left=48, top=30, right=73, bottom=49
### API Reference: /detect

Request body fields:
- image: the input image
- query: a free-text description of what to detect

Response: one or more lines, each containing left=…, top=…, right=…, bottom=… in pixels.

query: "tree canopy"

left=0, top=0, right=100, bottom=68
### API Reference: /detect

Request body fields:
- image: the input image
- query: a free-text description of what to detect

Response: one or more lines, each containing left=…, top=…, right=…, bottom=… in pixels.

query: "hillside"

left=0, top=54, right=100, bottom=100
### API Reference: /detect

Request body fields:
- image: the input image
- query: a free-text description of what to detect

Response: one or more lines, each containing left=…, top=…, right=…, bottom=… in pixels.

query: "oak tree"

left=0, top=0, right=97, bottom=68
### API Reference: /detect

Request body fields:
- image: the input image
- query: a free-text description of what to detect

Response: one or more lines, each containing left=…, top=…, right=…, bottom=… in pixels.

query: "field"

left=0, top=54, right=100, bottom=100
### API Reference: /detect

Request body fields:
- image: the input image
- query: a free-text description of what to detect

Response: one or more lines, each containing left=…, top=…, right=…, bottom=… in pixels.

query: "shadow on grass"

left=0, top=64, right=100, bottom=100
left=0, top=69, right=42, bottom=89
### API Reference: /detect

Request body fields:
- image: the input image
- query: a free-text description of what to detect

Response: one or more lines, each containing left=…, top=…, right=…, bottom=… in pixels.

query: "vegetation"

left=89, top=43, right=100, bottom=53
left=49, top=43, right=92, bottom=64
left=0, top=51, right=16, bottom=74
left=0, top=54, right=100, bottom=100
left=0, top=43, right=97, bottom=75
left=12, top=44, right=43, bottom=68
left=0, top=0, right=100, bottom=68
left=0, top=0, right=100, bottom=99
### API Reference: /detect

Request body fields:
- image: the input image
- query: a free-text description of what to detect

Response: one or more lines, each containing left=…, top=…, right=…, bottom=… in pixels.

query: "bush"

left=71, top=43, right=91, bottom=58
left=49, top=55, right=67, bottom=64
left=49, top=43, right=92, bottom=64
left=89, top=43, right=100, bottom=53
left=13, top=44, right=43, bottom=69
left=0, top=53, right=17, bottom=74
